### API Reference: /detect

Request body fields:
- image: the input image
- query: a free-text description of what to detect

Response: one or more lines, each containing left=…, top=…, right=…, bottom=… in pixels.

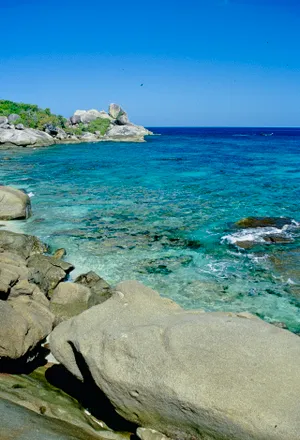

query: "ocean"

left=0, top=127, right=299, bottom=332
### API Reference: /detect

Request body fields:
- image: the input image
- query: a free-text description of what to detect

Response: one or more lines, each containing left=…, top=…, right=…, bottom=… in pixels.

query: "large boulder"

left=70, top=114, right=81, bottom=125
left=81, top=132, right=98, bottom=142
left=0, top=251, right=29, bottom=299
left=7, top=113, right=21, bottom=122
left=105, top=124, right=152, bottom=142
left=80, top=110, right=102, bottom=124
left=116, top=112, right=130, bottom=125
left=0, top=185, right=31, bottom=220
left=71, top=109, right=114, bottom=125
left=0, top=116, right=8, bottom=126
left=50, top=281, right=300, bottom=440
left=0, top=295, right=54, bottom=360
left=0, top=230, right=47, bottom=259
left=28, top=255, right=74, bottom=295
left=108, top=104, right=124, bottom=119
left=0, top=127, right=55, bottom=148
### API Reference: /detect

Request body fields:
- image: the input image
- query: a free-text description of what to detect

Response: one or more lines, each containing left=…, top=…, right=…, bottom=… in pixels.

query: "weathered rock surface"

left=0, top=230, right=47, bottom=259
left=0, top=251, right=29, bottom=299
left=9, top=280, right=49, bottom=307
left=50, top=282, right=92, bottom=324
left=0, top=185, right=31, bottom=220
left=50, top=280, right=300, bottom=440
left=137, top=428, right=171, bottom=440
left=108, top=103, right=124, bottom=119
left=8, top=113, right=21, bottom=122
left=105, top=124, right=152, bottom=141
left=53, top=248, right=67, bottom=259
left=116, top=112, right=130, bottom=125
left=28, top=254, right=74, bottom=295
left=81, top=132, right=98, bottom=141
left=0, top=295, right=54, bottom=360
left=0, top=116, right=8, bottom=125
left=0, top=127, right=55, bottom=147
left=75, top=271, right=113, bottom=306
left=71, top=109, right=113, bottom=125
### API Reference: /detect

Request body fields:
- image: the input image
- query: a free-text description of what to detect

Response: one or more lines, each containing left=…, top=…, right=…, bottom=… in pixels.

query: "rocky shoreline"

left=0, top=103, right=153, bottom=148
left=0, top=185, right=300, bottom=440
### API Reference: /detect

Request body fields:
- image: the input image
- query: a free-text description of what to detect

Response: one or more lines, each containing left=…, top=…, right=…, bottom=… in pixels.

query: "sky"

left=0, top=0, right=300, bottom=126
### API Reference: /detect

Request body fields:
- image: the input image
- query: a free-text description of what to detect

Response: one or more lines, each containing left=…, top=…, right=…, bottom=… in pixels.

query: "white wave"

left=28, top=192, right=35, bottom=198
left=221, top=226, right=293, bottom=246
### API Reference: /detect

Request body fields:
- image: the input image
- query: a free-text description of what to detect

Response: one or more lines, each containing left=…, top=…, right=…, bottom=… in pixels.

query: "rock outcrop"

left=75, top=271, right=113, bottom=306
left=0, top=185, right=31, bottom=220
left=28, top=254, right=74, bottom=295
left=105, top=124, right=152, bottom=142
left=0, top=127, right=55, bottom=148
left=0, top=102, right=152, bottom=148
left=50, top=280, right=300, bottom=440
left=68, top=103, right=152, bottom=142
left=0, top=230, right=47, bottom=259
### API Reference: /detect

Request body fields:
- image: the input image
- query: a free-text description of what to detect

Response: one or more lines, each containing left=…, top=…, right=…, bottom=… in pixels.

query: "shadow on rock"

left=0, top=343, right=49, bottom=374
left=46, top=343, right=138, bottom=436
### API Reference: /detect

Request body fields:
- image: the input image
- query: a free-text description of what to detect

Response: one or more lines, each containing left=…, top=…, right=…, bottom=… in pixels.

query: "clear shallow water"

left=0, top=127, right=299, bottom=332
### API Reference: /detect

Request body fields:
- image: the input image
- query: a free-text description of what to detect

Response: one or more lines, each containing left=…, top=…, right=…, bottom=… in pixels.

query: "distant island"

left=0, top=100, right=153, bottom=148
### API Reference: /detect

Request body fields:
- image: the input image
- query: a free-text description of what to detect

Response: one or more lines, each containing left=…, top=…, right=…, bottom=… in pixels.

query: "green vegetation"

left=0, top=99, right=67, bottom=130
left=66, top=118, right=110, bottom=136
left=84, top=118, right=110, bottom=135
left=0, top=99, right=111, bottom=136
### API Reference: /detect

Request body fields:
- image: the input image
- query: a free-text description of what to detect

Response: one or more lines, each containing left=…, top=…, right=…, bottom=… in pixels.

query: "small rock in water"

left=53, top=248, right=66, bottom=259
left=271, top=321, right=288, bottom=329
left=262, top=234, right=292, bottom=244
left=234, top=216, right=293, bottom=229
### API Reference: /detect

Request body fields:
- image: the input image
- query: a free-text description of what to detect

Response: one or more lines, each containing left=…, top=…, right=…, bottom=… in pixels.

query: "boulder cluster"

left=0, top=104, right=152, bottom=148
left=0, top=185, right=299, bottom=440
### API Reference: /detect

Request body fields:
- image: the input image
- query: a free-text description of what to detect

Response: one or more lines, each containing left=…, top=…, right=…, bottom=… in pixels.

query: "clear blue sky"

left=1, top=0, right=299, bottom=126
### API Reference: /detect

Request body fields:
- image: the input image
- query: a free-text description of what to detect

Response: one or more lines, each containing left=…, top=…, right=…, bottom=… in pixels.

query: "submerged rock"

left=50, top=280, right=300, bottom=440
left=235, top=217, right=293, bottom=229
left=269, top=248, right=300, bottom=297
left=0, top=185, right=31, bottom=220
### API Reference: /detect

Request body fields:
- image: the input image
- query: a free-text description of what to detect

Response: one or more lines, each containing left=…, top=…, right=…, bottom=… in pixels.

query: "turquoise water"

left=0, top=127, right=299, bottom=332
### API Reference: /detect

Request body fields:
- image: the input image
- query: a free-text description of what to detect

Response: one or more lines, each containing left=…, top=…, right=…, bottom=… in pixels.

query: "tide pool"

left=0, top=127, right=299, bottom=332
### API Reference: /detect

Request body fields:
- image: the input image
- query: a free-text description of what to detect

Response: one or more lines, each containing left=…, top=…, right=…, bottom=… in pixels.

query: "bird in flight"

left=140, top=83, right=144, bottom=86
